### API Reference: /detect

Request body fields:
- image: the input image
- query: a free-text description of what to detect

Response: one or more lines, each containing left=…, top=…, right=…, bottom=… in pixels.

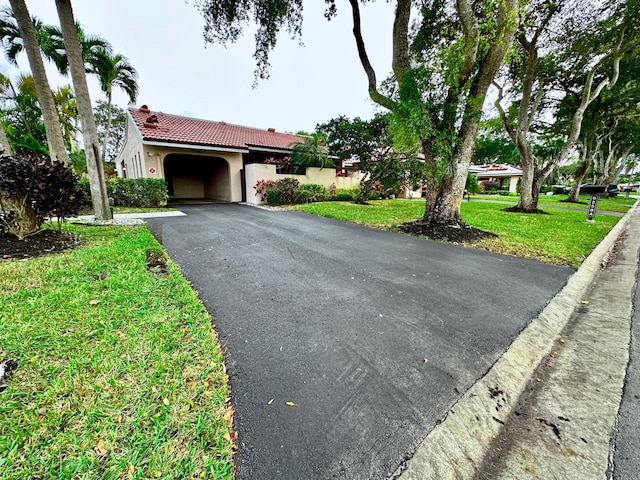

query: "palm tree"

left=88, top=48, right=138, bottom=161
left=6, top=0, right=68, bottom=164
left=39, top=22, right=112, bottom=75
left=0, top=7, right=111, bottom=74
left=53, top=85, right=78, bottom=151
left=290, top=133, right=334, bottom=173
left=0, top=73, right=49, bottom=155
left=55, top=0, right=111, bottom=220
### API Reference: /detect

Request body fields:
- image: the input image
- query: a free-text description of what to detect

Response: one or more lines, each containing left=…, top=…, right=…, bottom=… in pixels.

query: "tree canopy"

left=194, top=0, right=520, bottom=226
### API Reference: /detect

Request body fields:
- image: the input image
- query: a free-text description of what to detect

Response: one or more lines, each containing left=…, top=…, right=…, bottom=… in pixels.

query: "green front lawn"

left=294, top=200, right=621, bottom=267
left=0, top=226, right=234, bottom=479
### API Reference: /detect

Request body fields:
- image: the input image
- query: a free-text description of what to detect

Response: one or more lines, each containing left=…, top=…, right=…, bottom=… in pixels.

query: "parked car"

left=562, top=184, right=619, bottom=197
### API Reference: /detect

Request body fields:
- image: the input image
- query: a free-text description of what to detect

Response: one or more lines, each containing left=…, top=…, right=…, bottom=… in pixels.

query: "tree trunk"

left=9, top=0, right=69, bottom=165
left=0, top=193, right=38, bottom=239
left=423, top=0, right=520, bottom=225
left=0, top=123, right=14, bottom=155
left=513, top=148, right=537, bottom=211
left=102, top=90, right=113, bottom=162
left=55, top=0, right=112, bottom=220
left=567, top=160, right=590, bottom=202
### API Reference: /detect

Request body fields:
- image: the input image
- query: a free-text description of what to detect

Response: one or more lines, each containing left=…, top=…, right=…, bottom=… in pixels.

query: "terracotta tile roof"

left=129, top=106, right=304, bottom=151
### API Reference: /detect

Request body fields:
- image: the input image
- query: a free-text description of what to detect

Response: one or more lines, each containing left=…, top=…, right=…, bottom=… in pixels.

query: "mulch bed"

left=398, top=220, right=498, bottom=243
left=0, top=230, right=81, bottom=260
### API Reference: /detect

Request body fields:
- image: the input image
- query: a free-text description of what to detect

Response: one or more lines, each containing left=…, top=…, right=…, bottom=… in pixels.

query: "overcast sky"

left=3, top=0, right=397, bottom=134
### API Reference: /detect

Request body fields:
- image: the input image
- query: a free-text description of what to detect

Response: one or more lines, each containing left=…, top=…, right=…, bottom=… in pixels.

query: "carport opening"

left=164, top=154, right=231, bottom=202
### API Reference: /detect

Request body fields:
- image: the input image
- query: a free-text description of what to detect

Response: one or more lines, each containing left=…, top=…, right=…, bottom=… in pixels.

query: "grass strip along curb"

left=0, top=225, right=234, bottom=479
left=392, top=201, right=639, bottom=479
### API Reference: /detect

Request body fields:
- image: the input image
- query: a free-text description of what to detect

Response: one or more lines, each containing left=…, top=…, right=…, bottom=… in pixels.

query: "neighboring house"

left=116, top=105, right=359, bottom=204
left=469, top=163, right=523, bottom=193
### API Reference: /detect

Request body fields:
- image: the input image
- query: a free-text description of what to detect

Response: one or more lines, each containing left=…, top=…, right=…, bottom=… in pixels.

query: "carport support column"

left=509, top=176, right=518, bottom=193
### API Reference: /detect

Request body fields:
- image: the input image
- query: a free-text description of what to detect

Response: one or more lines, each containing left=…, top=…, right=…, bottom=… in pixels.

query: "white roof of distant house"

left=469, top=164, right=523, bottom=178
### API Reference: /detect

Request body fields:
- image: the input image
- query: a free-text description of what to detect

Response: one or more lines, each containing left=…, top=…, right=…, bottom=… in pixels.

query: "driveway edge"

left=393, top=202, right=639, bottom=479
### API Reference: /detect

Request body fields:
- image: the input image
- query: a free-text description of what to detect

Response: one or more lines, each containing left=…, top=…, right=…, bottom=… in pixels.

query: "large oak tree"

left=192, top=0, right=520, bottom=226
left=494, top=0, right=639, bottom=211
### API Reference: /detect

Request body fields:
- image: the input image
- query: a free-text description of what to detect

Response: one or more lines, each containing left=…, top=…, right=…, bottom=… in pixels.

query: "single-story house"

left=468, top=163, right=523, bottom=193
left=116, top=105, right=360, bottom=204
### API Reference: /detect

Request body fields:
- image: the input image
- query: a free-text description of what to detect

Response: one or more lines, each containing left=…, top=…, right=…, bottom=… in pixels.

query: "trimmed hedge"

left=79, top=178, right=168, bottom=208
left=297, top=184, right=329, bottom=202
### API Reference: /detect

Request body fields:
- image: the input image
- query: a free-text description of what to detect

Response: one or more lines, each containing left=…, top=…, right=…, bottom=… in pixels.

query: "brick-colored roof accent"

left=129, top=106, right=304, bottom=151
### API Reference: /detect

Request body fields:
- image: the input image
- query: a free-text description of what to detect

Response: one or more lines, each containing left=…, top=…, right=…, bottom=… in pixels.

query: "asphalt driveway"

left=146, top=204, right=573, bottom=479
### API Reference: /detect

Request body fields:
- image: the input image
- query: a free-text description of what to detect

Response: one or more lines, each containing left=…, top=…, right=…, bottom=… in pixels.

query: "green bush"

left=295, top=189, right=314, bottom=203
left=266, top=189, right=283, bottom=205
left=274, top=177, right=300, bottom=204
left=297, top=183, right=328, bottom=202
left=466, top=173, right=480, bottom=195
left=367, top=190, right=381, bottom=200
left=79, top=178, right=168, bottom=208
left=329, top=189, right=357, bottom=201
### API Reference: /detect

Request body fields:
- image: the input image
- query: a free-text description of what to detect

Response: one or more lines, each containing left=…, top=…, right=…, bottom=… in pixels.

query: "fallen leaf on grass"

left=224, top=409, right=234, bottom=427
left=94, top=440, right=108, bottom=456
left=285, top=401, right=296, bottom=407
left=89, top=299, right=101, bottom=305
left=163, top=398, right=170, bottom=406
left=127, top=465, right=135, bottom=475
left=27, top=355, right=39, bottom=363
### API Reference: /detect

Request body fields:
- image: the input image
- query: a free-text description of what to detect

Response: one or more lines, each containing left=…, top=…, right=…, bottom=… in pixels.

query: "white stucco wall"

left=115, top=115, right=144, bottom=178
left=509, top=176, right=518, bottom=193
left=244, top=164, right=363, bottom=205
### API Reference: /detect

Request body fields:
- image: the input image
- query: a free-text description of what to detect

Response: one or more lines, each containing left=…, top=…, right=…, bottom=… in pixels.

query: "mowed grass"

left=294, top=200, right=622, bottom=267
left=0, top=226, right=234, bottom=479
left=471, top=194, right=635, bottom=213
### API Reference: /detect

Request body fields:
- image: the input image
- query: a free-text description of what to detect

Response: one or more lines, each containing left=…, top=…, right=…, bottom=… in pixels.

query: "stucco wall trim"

left=249, top=146, right=295, bottom=155
left=143, top=140, right=248, bottom=154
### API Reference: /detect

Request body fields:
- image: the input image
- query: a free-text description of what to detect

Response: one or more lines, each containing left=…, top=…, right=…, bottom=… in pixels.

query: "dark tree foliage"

left=318, top=114, right=412, bottom=203
left=0, top=154, right=39, bottom=238
left=194, top=0, right=520, bottom=225
left=33, top=160, right=84, bottom=231
left=0, top=154, right=83, bottom=238
left=192, top=0, right=303, bottom=80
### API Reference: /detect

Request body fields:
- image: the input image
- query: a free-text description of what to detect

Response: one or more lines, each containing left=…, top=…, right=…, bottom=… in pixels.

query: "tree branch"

left=347, top=0, right=396, bottom=111
left=456, top=0, right=479, bottom=85
left=493, top=81, right=516, bottom=143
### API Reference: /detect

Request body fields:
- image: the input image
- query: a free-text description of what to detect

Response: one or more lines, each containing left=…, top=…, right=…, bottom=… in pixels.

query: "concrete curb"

left=394, top=202, right=640, bottom=479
